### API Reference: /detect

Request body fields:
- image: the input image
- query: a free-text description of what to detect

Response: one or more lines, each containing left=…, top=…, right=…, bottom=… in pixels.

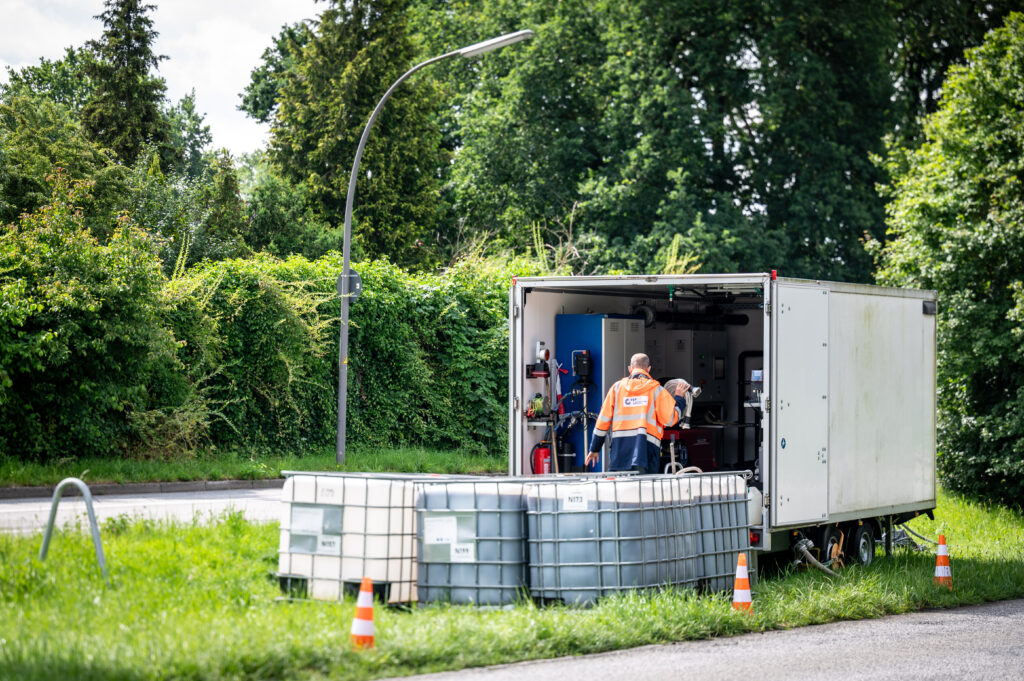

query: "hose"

left=898, top=522, right=938, bottom=545
left=794, top=539, right=838, bottom=577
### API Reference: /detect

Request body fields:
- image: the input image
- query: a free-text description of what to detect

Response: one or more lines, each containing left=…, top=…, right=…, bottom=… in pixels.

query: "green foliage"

left=0, top=93, right=121, bottom=227
left=122, top=148, right=250, bottom=274
left=874, top=13, right=1024, bottom=504
left=343, top=257, right=517, bottom=452
left=245, top=166, right=340, bottom=259
left=264, top=0, right=449, bottom=268
left=81, top=0, right=176, bottom=169
left=417, top=0, right=895, bottom=280
left=0, top=46, right=96, bottom=111
left=200, top=150, right=250, bottom=250
left=890, top=0, right=1020, bottom=145
left=0, top=171, right=183, bottom=459
left=163, top=253, right=532, bottom=455
left=238, top=21, right=314, bottom=124
left=0, top=490, right=1021, bottom=680
left=170, top=256, right=336, bottom=447
left=166, top=89, right=213, bottom=179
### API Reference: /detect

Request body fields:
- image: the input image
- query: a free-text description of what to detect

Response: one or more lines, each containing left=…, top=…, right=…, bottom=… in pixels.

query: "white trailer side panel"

left=827, top=291, right=937, bottom=516
left=771, top=284, right=830, bottom=526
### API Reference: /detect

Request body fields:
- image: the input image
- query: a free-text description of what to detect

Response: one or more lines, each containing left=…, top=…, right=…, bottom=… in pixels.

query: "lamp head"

left=458, top=29, right=534, bottom=58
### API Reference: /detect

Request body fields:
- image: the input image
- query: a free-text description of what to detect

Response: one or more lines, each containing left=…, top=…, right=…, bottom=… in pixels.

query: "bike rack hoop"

left=39, top=477, right=109, bottom=582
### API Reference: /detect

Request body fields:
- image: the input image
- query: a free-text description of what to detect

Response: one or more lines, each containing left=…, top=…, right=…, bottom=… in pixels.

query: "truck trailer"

left=508, top=273, right=937, bottom=566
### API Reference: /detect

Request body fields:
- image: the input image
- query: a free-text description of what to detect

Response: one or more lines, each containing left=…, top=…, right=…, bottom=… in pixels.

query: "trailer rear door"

left=771, top=283, right=829, bottom=526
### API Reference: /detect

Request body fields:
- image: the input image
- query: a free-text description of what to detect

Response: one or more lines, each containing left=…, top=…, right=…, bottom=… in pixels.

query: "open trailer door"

left=770, top=282, right=829, bottom=526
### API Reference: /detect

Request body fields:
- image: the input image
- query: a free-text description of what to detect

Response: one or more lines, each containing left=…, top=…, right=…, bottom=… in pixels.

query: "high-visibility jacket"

left=589, top=370, right=683, bottom=472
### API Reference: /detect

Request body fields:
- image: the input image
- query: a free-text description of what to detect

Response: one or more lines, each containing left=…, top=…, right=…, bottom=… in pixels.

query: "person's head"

left=629, top=353, right=651, bottom=373
left=665, top=378, right=692, bottom=397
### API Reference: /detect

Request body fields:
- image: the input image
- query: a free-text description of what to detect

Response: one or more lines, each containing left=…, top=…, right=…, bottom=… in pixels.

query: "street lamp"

left=337, top=29, right=535, bottom=463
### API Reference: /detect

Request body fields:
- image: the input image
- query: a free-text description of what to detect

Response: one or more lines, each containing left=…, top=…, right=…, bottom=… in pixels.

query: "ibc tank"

left=525, top=473, right=750, bottom=605
left=416, top=479, right=529, bottom=606
left=278, top=472, right=474, bottom=604
left=525, top=475, right=697, bottom=605
left=686, top=473, right=750, bottom=591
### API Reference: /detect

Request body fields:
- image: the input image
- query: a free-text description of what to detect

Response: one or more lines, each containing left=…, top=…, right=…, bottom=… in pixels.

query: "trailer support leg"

left=884, top=516, right=893, bottom=557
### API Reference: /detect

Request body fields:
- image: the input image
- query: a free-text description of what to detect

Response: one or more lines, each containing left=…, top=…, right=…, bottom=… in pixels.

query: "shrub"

left=0, top=172, right=183, bottom=459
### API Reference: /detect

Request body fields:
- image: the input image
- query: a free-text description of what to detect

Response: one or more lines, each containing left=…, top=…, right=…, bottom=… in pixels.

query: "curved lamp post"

left=337, top=29, right=535, bottom=463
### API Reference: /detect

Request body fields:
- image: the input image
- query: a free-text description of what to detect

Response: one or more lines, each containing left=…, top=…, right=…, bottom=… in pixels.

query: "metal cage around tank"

left=415, top=478, right=529, bottom=606
left=524, top=472, right=750, bottom=604
left=277, top=472, right=477, bottom=604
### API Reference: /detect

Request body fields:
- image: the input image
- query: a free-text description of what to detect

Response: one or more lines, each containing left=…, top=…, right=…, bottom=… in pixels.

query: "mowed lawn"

left=1, top=489, right=1022, bottom=681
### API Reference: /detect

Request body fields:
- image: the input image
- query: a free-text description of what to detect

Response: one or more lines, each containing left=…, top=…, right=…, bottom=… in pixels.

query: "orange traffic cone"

left=934, top=534, right=952, bottom=590
left=350, top=577, right=375, bottom=649
left=732, top=552, right=752, bottom=611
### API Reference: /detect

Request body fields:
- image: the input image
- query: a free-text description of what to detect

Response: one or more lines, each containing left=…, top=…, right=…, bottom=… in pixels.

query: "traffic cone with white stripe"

left=732, top=552, right=752, bottom=611
left=934, top=534, right=952, bottom=590
left=350, top=577, right=375, bottom=649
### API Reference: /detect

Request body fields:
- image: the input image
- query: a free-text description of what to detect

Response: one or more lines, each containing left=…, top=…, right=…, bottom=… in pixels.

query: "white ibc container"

left=416, top=479, right=529, bottom=606
left=278, top=472, right=467, bottom=604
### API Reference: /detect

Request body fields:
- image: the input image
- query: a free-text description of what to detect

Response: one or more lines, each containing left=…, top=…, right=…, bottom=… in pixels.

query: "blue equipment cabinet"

left=555, top=314, right=645, bottom=471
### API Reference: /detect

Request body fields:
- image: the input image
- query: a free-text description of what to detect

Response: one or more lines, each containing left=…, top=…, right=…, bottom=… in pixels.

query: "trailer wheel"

left=819, top=526, right=843, bottom=566
left=851, top=523, right=875, bottom=567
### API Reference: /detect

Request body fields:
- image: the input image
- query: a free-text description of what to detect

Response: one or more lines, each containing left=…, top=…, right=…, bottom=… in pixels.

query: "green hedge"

left=171, top=255, right=525, bottom=455
left=1, top=186, right=531, bottom=459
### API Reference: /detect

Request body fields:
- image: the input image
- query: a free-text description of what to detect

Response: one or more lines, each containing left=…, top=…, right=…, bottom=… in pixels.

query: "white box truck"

left=508, top=273, right=937, bottom=565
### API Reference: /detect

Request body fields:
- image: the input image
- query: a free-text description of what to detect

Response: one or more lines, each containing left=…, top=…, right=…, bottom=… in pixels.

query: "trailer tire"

left=851, top=523, right=875, bottom=567
left=819, top=525, right=843, bottom=565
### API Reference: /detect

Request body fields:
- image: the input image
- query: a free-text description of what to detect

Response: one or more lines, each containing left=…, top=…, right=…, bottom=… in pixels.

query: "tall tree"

left=874, top=13, right=1024, bottom=504
left=752, top=0, right=896, bottom=281
left=266, top=0, right=448, bottom=267
left=81, top=0, right=175, bottom=169
left=890, top=0, right=1019, bottom=144
left=239, top=21, right=313, bottom=124
left=167, top=90, right=212, bottom=178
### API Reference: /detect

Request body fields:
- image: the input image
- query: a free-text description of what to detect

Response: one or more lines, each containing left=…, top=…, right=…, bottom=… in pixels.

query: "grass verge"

left=1, top=488, right=1022, bottom=680
left=0, top=445, right=506, bottom=487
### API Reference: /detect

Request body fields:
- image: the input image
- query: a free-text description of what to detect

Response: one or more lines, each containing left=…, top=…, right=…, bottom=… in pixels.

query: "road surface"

left=0, top=487, right=282, bottom=533
left=383, top=598, right=1024, bottom=681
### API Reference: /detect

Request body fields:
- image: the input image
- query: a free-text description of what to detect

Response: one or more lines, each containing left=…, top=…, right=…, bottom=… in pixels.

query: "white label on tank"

left=424, top=516, right=458, bottom=544
left=292, top=506, right=324, bottom=534
left=317, top=534, right=341, bottom=555
left=563, top=492, right=587, bottom=510
left=623, top=396, right=648, bottom=407
left=450, top=543, right=475, bottom=563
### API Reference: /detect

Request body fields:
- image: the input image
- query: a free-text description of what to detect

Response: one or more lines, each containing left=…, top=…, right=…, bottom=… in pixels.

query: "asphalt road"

left=385, top=598, right=1024, bottom=681
left=0, top=487, right=283, bottom=533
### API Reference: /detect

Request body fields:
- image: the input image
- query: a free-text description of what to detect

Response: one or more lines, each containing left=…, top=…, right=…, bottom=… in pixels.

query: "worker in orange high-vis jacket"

left=585, top=353, right=690, bottom=473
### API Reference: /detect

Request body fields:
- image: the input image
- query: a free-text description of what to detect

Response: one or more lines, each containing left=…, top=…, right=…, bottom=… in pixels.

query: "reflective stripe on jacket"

left=589, top=370, right=682, bottom=471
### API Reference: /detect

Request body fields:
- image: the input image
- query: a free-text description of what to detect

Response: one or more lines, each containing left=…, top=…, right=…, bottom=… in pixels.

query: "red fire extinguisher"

left=531, top=442, right=552, bottom=475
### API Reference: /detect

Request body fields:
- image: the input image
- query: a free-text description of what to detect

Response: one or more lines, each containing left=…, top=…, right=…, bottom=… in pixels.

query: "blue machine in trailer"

left=555, top=314, right=646, bottom=472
